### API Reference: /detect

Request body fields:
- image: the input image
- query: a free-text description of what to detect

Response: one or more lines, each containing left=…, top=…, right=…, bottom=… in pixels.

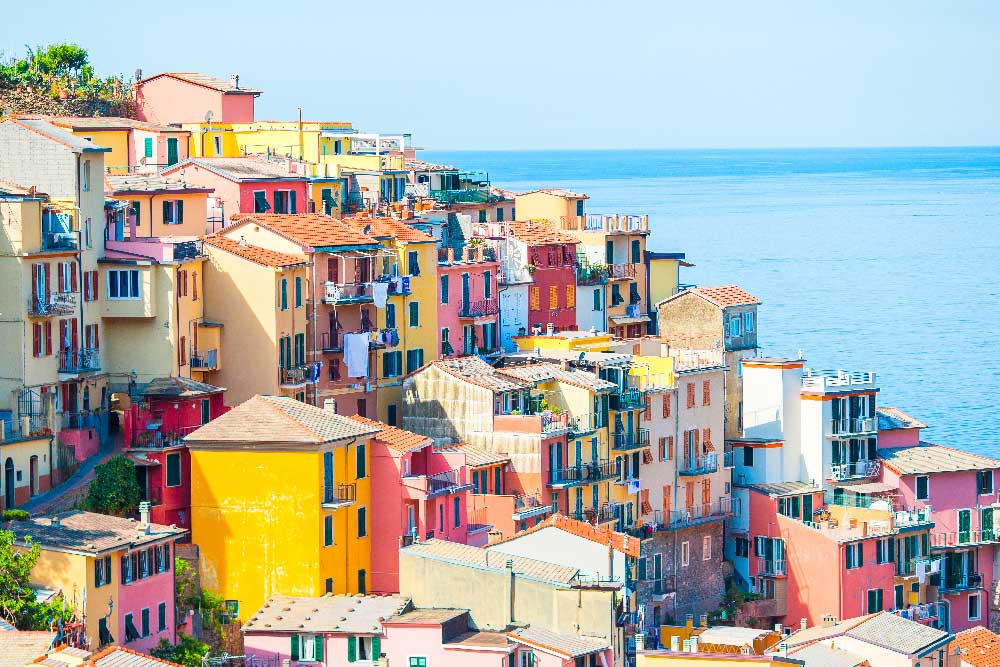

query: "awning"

left=126, top=453, right=161, bottom=467
left=608, top=315, right=650, bottom=325
left=834, top=481, right=896, bottom=494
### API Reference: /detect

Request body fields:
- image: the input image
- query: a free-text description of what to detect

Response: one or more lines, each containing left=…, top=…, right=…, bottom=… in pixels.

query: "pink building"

left=877, top=407, right=1000, bottom=632
left=508, top=222, right=580, bottom=334
left=122, top=377, right=229, bottom=530
left=160, top=156, right=310, bottom=225
left=358, top=416, right=482, bottom=593
left=437, top=246, right=501, bottom=356
left=382, top=609, right=511, bottom=667
left=136, top=72, right=260, bottom=125
left=242, top=595, right=410, bottom=666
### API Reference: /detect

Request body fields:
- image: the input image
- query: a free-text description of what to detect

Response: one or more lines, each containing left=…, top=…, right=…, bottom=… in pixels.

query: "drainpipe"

left=309, top=253, right=318, bottom=406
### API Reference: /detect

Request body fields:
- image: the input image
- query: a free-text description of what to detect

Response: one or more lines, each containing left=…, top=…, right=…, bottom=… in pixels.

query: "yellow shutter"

left=529, top=286, right=540, bottom=310
left=566, top=285, right=575, bottom=308
left=549, top=285, right=558, bottom=308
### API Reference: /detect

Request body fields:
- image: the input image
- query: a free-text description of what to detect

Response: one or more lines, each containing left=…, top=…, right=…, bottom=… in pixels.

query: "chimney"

left=20, top=415, right=30, bottom=437
left=774, top=623, right=782, bottom=633
left=822, top=614, right=837, bottom=628
left=699, top=614, right=708, bottom=628
left=505, top=559, right=515, bottom=624
left=634, top=634, right=644, bottom=653
left=800, top=618, right=808, bottom=631
left=681, top=640, right=690, bottom=652
left=546, top=322, right=555, bottom=335
left=669, top=636, right=680, bottom=652
left=685, top=614, right=694, bottom=630
left=138, top=501, right=151, bottom=533
left=231, top=74, right=240, bottom=90
left=689, top=636, right=699, bottom=653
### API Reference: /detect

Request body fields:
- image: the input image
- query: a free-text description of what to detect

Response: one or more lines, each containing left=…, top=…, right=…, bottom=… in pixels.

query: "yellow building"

left=42, top=116, right=190, bottom=174
left=512, top=329, right=616, bottom=353
left=105, top=175, right=214, bottom=238
left=647, top=253, right=693, bottom=319
left=202, top=236, right=311, bottom=405
left=187, top=394, right=381, bottom=620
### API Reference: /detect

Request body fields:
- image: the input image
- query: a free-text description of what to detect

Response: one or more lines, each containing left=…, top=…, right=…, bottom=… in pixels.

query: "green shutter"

left=291, top=190, right=298, bottom=214
left=291, top=635, right=299, bottom=661
left=347, top=636, right=357, bottom=663
left=177, top=200, right=184, bottom=222
left=144, top=137, right=153, bottom=159
left=315, top=636, right=323, bottom=661
left=163, top=200, right=170, bottom=223
left=371, top=636, right=380, bottom=659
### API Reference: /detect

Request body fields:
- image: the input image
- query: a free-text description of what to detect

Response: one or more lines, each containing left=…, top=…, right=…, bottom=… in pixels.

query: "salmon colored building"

left=436, top=245, right=501, bottom=357
left=136, top=72, right=261, bottom=125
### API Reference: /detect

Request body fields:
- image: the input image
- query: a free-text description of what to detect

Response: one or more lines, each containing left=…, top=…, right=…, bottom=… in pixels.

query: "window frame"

left=107, top=269, right=141, bottom=300
left=165, top=452, right=182, bottom=488
left=915, top=475, right=930, bottom=501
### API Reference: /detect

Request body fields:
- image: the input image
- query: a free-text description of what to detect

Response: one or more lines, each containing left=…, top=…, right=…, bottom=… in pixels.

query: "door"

left=982, top=508, right=994, bottom=542
left=958, top=509, right=971, bottom=544
left=200, top=399, right=211, bottom=425
left=461, top=273, right=471, bottom=313
left=166, top=138, right=179, bottom=166
left=4, top=458, right=15, bottom=508
left=28, top=456, right=38, bottom=496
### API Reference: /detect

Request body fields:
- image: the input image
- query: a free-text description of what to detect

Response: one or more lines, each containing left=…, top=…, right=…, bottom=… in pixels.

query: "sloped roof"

left=5, top=118, right=108, bottom=153
left=350, top=416, right=431, bottom=453
left=489, top=514, right=641, bottom=557
left=166, top=156, right=305, bottom=182
left=400, top=539, right=582, bottom=586
left=41, top=116, right=185, bottom=133
left=876, top=407, right=928, bottom=431
left=185, top=395, right=379, bottom=446
left=383, top=608, right=469, bottom=625
left=227, top=213, right=378, bottom=250
left=405, top=159, right=458, bottom=172
left=105, top=174, right=212, bottom=195
left=844, top=611, right=949, bottom=655
left=141, top=376, right=225, bottom=398
left=204, top=236, right=309, bottom=268
left=747, top=481, right=820, bottom=498
left=878, top=442, right=1000, bottom=475
left=10, top=511, right=185, bottom=556
left=89, top=646, right=186, bottom=667
left=786, top=643, right=867, bottom=667
left=0, top=631, right=56, bottom=666
left=435, top=443, right=510, bottom=468
left=518, top=188, right=588, bottom=199
left=496, top=363, right=616, bottom=392
left=341, top=216, right=436, bottom=243
left=432, top=357, right=532, bottom=392
left=507, top=221, right=581, bottom=246
left=949, top=626, right=1000, bottom=667
left=243, top=594, right=410, bottom=634
left=509, top=627, right=608, bottom=658
left=140, top=72, right=262, bottom=94
left=658, top=284, right=760, bottom=310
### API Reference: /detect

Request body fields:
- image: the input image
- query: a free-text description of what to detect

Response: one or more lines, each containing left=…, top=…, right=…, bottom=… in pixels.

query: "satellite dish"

left=870, top=500, right=892, bottom=512
left=205, top=110, right=213, bottom=123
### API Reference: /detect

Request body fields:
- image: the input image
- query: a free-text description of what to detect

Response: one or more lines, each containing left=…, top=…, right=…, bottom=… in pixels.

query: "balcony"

left=756, top=557, right=787, bottom=577
left=801, top=368, right=877, bottom=392
left=940, top=572, right=984, bottom=593
left=931, top=529, right=998, bottom=549
left=458, top=298, right=498, bottom=319
left=827, top=459, right=881, bottom=481
left=322, top=281, right=373, bottom=305
left=321, top=331, right=343, bottom=352
left=27, top=293, right=76, bottom=317
left=130, top=424, right=201, bottom=449
left=322, top=483, right=356, bottom=509
left=611, top=388, right=645, bottom=411
left=41, top=230, right=79, bottom=252
left=190, top=349, right=219, bottom=370
left=570, top=412, right=604, bottom=435
left=611, top=428, right=649, bottom=451
left=893, top=602, right=942, bottom=623
left=655, top=498, right=734, bottom=529
left=429, top=187, right=494, bottom=205
left=576, top=264, right=608, bottom=286
left=280, top=365, right=314, bottom=388
left=59, top=348, right=100, bottom=374
left=438, top=246, right=497, bottom=264
left=547, top=460, right=616, bottom=488
left=893, top=506, right=934, bottom=529
left=513, top=493, right=551, bottom=521
left=679, top=453, right=720, bottom=476
left=829, top=416, right=878, bottom=436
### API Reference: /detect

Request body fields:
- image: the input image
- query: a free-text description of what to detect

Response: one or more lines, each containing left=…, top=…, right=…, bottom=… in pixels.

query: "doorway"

left=4, top=458, right=14, bottom=508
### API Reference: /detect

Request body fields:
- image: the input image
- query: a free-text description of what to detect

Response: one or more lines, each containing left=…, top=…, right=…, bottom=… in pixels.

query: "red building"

left=508, top=221, right=580, bottom=334
left=123, top=377, right=228, bottom=529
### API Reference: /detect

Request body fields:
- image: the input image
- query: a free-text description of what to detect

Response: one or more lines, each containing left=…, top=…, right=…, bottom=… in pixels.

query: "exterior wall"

left=671, top=368, right=728, bottom=520
left=525, top=243, right=578, bottom=332
left=130, top=129, right=190, bottom=170
left=383, top=624, right=509, bottom=667
left=221, top=95, right=256, bottom=124
left=877, top=427, right=922, bottom=448
left=576, top=285, right=607, bottom=333
left=0, top=121, right=81, bottom=197
left=499, top=284, right=529, bottom=352
left=0, top=436, right=53, bottom=509
left=109, top=191, right=210, bottom=238
left=637, top=652, right=794, bottom=667
left=486, top=528, right=628, bottom=582
left=69, top=129, right=130, bottom=173
left=656, top=296, right=723, bottom=351
left=116, top=555, right=178, bottom=654
left=237, top=181, right=310, bottom=216
left=437, top=259, right=501, bottom=357
left=245, top=631, right=386, bottom=667
left=514, top=192, right=583, bottom=226
left=137, top=76, right=256, bottom=125
left=647, top=259, right=681, bottom=315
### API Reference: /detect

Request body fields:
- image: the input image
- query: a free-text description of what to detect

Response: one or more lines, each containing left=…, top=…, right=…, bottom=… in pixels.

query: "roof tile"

left=490, top=514, right=641, bottom=557
left=141, top=72, right=262, bottom=94
left=227, top=213, right=378, bottom=249
left=878, top=442, right=1000, bottom=475
left=508, top=221, right=581, bottom=246
left=687, top=285, right=761, bottom=308
left=243, top=594, right=410, bottom=634
left=341, top=216, right=436, bottom=243
left=350, top=416, right=431, bottom=453
left=204, top=236, right=310, bottom=268
left=10, top=511, right=185, bottom=555
left=949, top=626, right=1000, bottom=667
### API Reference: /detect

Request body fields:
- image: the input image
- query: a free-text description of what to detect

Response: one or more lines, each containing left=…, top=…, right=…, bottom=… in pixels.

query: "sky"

left=3, top=0, right=1000, bottom=150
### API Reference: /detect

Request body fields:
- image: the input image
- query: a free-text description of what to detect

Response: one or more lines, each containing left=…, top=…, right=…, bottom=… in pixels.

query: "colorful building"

left=506, top=221, right=580, bottom=334
left=35, top=116, right=190, bottom=174
left=382, top=608, right=513, bottom=667
left=436, top=244, right=501, bottom=358
left=10, top=509, right=186, bottom=653
left=186, top=394, right=380, bottom=620
left=105, top=174, right=214, bottom=237
left=136, top=72, right=261, bottom=125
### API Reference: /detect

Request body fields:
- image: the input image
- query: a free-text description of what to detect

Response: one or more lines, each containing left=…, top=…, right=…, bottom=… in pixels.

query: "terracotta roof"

left=489, top=514, right=641, bottom=558
left=435, top=443, right=510, bottom=468
left=141, top=376, right=225, bottom=398
left=243, top=594, right=410, bottom=634
left=204, top=236, right=309, bottom=268
left=140, top=72, right=262, bottom=94
left=105, top=174, right=212, bottom=194
left=164, top=156, right=306, bottom=182
left=341, top=216, right=436, bottom=243
left=10, top=511, right=185, bottom=555
left=400, top=539, right=582, bottom=586
left=186, top=395, right=379, bottom=446
left=227, top=213, right=378, bottom=250
left=405, top=159, right=458, bottom=172
left=950, top=626, right=1000, bottom=667
left=509, top=627, right=608, bottom=658
left=507, top=221, right=581, bottom=246
left=350, top=416, right=431, bottom=453
left=688, top=285, right=761, bottom=308
left=878, top=442, right=1000, bottom=475
left=496, top=363, right=616, bottom=392
left=89, top=646, right=187, bottom=667
left=39, top=116, right=185, bottom=133
left=876, top=407, right=928, bottom=431
left=446, top=631, right=510, bottom=649
left=0, top=631, right=56, bottom=666
left=432, top=357, right=532, bottom=392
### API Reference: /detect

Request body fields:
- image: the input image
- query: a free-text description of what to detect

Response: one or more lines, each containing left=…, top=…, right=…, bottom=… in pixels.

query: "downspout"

left=147, top=195, right=155, bottom=238
left=311, top=253, right=318, bottom=406
left=174, top=264, right=181, bottom=376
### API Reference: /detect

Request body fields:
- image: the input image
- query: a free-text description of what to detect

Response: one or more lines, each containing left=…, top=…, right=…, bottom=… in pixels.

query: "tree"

left=0, top=530, right=75, bottom=629
left=151, top=633, right=209, bottom=667
left=85, top=456, right=142, bottom=516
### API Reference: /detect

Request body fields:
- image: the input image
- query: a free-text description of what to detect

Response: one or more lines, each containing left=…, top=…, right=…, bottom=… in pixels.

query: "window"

left=141, top=608, right=150, bottom=637
left=702, top=380, right=711, bottom=406
left=484, top=271, right=493, bottom=299
left=407, top=250, right=420, bottom=276
left=576, top=200, right=584, bottom=216
left=866, top=588, right=884, bottom=613
left=409, top=301, right=419, bottom=327
left=680, top=540, right=690, bottom=567
left=124, top=612, right=139, bottom=643
left=273, top=190, right=296, bottom=214
left=977, top=470, right=993, bottom=495
left=876, top=538, right=894, bottom=564
left=496, top=207, right=504, bottom=222
left=529, top=286, right=540, bottom=310
left=162, top=200, right=184, bottom=224
left=744, top=311, right=755, bottom=333
left=406, top=348, right=425, bottom=374
left=324, top=515, right=334, bottom=546
left=357, top=506, right=367, bottom=537
left=453, top=497, right=461, bottom=528
left=383, top=350, right=403, bottom=378
left=735, top=537, right=750, bottom=558
left=519, top=652, right=535, bottom=667
left=356, top=443, right=367, bottom=479
left=107, top=269, right=141, bottom=299
left=157, top=601, right=167, bottom=631
left=593, top=288, right=601, bottom=311
left=253, top=190, right=270, bottom=213
left=478, top=210, right=487, bottom=224
left=144, top=137, right=153, bottom=159
left=325, top=578, right=334, bottom=593
left=294, top=333, right=306, bottom=366
left=280, top=278, right=288, bottom=310
left=916, top=475, right=929, bottom=501
left=94, top=556, right=112, bottom=587
left=565, top=284, right=575, bottom=308
left=387, top=404, right=398, bottom=426
left=969, top=593, right=982, bottom=621
left=165, top=452, right=181, bottom=487
left=729, top=316, right=741, bottom=337
left=610, top=283, right=622, bottom=305
left=845, top=543, right=864, bottom=569
left=409, top=658, right=427, bottom=667
left=549, top=284, right=559, bottom=309
left=686, top=382, right=695, bottom=408
left=295, top=276, right=303, bottom=307
left=440, top=274, right=449, bottom=304
left=631, top=239, right=641, bottom=264
left=293, top=634, right=323, bottom=662
left=703, top=535, right=712, bottom=560
left=82, top=160, right=91, bottom=191
left=213, top=135, right=223, bottom=155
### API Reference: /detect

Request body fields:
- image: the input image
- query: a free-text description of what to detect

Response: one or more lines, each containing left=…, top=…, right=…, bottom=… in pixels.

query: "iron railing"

left=827, top=460, right=881, bottom=481
left=679, top=453, right=719, bottom=476
left=27, top=294, right=75, bottom=317
left=611, top=428, right=649, bottom=450
left=756, top=557, right=787, bottom=577
left=830, top=416, right=878, bottom=435
left=322, top=483, right=356, bottom=507
left=190, top=349, right=218, bottom=370
left=280, top=365, right=312, bottom=385
left=612, top=388, right=645, bottom=411
left=42, top=231, right=79, bottom=251
left=548, top=460, right=615, bottom=487
left=59, top=348, right=100, bottom=373
left=931, top=529, right=998, bottom=548
left=459, top=298, right=498, bottom=318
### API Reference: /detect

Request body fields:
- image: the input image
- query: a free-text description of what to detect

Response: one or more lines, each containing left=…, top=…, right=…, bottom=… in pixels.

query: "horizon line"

left=421, top=143, right=1000, bottom=153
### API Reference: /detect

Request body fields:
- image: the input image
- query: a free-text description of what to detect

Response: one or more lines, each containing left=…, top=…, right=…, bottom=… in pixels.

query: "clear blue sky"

left=4, top=0, right=999, bottom=150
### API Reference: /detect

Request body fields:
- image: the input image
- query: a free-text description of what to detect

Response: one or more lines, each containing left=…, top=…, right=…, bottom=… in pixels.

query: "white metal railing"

left=893, top=602, right=942, bottom=622
left=802, top=368, right=877, bottom=390
left=828, top=459, right=881, bottom=481
left=830, top=416, right=878, bottom=435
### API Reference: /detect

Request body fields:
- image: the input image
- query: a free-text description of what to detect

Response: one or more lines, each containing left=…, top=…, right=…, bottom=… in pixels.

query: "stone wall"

left=0, top=89, right=134, bottom=118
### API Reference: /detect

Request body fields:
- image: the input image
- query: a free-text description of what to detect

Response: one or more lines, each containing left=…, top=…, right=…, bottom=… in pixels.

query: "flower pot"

left=58, top=88, right=69, bottom=99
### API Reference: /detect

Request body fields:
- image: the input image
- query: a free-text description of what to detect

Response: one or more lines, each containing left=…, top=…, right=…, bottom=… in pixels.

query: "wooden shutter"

left=314, top=636, right=323, bottom=661
left=371, top=636, right=380, bottom=659
left=644, top=398, right=651, bottom=420
left=663, top=485, right=671, bottom=517
left=70, top=319, right=78, bottom=350
left=31, top=264, right=39, bottom=301
left=92, top=271, right=99, bottom=300
left=549, top=285, right=558, bottom=308
left=44, top=263, right=51, bottom=302
left=290, top=635, right=299, bottom=661
left=667, top=436, right=674, bottom=461
left=529, top=286, right=539, bottom=310
left=687, top=382, right=695, bottom=408
left=57, top=263, right=65, bottom=292
left=702, top=479, right=711, bottom=504
left=179, top=336, right=186, bottom=367
left=178, top=200, right=184, bottom=222
left=32, top=323, right=41, bottom=357
left=290, top=191, right=297, bottom=214
left=694, top=429, right=700, bottom=452
left=70, top=262, right=78, bottom=292
left=662, top=394, right=670, bottom=418
left=43, top=321, right=52, bottom=356
left=192, top=272, right=198, bottom=301
left=347, top=636, right=357, bottom=663
left=702, top=428, right=712, bottom=452
left=703, top=380, right=710, bottom=405
left=163, top=200, right=170, bottom=224
left=565, top=284, right=575, bottom=308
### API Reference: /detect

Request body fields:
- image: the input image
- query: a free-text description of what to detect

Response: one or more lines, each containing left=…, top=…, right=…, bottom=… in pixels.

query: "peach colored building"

left=136, top=72, right=260, bottom=125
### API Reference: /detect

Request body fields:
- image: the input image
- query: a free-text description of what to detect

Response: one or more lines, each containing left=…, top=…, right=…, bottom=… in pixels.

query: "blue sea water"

left=424, top=147, right=1000, bottom=457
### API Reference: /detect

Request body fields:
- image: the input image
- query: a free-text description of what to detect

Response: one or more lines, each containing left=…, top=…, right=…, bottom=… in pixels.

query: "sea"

left=423, top=147, right=1000, bottom=457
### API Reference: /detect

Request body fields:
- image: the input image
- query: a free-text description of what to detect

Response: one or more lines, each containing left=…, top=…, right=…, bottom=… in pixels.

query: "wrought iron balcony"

left=611, top=428, right=649, bottom=451
left=459, top=298, right=498, bottom=319
left=679, top=453, right=719, bottom=476
left=322, top=483, right=356, bottom=508
left=59, top=347, right=100, bottom=373
left=547, top=460, right=616, bottom=488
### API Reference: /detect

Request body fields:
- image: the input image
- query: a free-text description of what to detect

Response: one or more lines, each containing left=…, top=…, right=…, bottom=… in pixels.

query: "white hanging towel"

left=372, top=282, right=388, bottom=308
left=929, top=559, right=941, bottom=574
left=916, top=560, right=927, bottom=584
left=343, top=333, right=370, bottom=378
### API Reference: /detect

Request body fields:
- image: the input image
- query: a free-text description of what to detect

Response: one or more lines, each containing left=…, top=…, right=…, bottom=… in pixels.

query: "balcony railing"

left=611, top=388, right=645, bottom=411
left=280, top=365, right=313, bottom=386
left=940, top=572, right=984, bottom=592
left=931, top=529, right=998, bottom=548
left=322, top=483, right=356, bottom=508
left=829, top=416, right=878, bottom=436
left=459, top=298, right=498, bottom=318
left=323, top=281, right=373, bottom=304
left=427, top=470, right=462, bottom=494
left=27, top=294, right=75, bottom=317
left=42, top=231, right=79, bottom=251
left=570, top=412, right=604, bottom=434
left=321, top=331, right=343, bottom=352
left=893, top=602, right=942, bottom=623
left=662, top=498, right=734, bottom=528
left=894, top=507, right=934, bottom=529
left=576, top=264, right=608, bottom=286
left=548, top=460, right=616, bottom=487
left=723, top=449, right=735, bottom=468
left=607, top=264, right=638, bottom=280
left=190, top=349, right=218, bottom=370
left=513, top=493, right=551, bottom=520
left=756, top=557, right=787, bottom=577
left=827, top=459, right=881, bottom=481
left=679, top=453, right=719, bottom=476
left=611, top=428, right=649, bottom=450
left=59, top=348, right=100, bottom=373
left=130, top=425, right=201, bottom=449
left=428, top=187, right=493, bottom=204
